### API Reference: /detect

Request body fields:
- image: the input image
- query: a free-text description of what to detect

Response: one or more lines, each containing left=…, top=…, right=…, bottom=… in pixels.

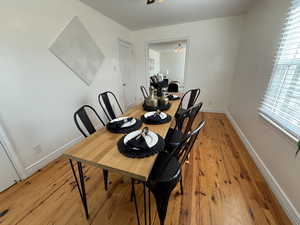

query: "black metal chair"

left=176, top=88, right=200, bottom=113
left=98, top=91, right=124, bottom=121
left=165, top=102, right=203, bottom=153
left=168, top=82, right=179, bottom=92
left=174, top=88, right=200, bottom=130
left=140, top=85, right=149, bottom=99
left=73, top=105, right=109, bottom=191
left=146, top=120, right=205, bottom=225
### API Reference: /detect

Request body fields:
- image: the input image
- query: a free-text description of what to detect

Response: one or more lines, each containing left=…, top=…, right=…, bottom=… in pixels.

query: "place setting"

left=106, top=116, right=142, bottom=134
left=168, top=94, right=181, bottom=101
left=141, top=110, right=172, bottom=125
left=117, top=127, right=165, bottom=158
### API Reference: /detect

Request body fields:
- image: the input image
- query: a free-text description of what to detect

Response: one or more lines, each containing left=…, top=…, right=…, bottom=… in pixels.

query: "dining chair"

left=140, top=85, right=149, bottom=99
left=175, top=88, right=200, bottom=130
left=174, top=119, right=206, bottom=192
left=165, top=102, right=203, bottom=153
left=73, top=105, right=109, bottom=191
left=145, top=120, right=205, bottom=225
left=168, top=82, right=179, bottom=92
left=179, top=88, right=201, bottom=110
left=98, top=91, right=124, bottom=121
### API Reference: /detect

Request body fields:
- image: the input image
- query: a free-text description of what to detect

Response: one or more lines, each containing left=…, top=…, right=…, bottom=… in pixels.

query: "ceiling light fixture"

left=174, top=42, right=184, bottom=53
left=147, top=0, right=165, bottom=5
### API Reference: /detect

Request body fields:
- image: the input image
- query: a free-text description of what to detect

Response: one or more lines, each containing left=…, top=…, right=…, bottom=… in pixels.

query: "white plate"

left=110, top=117, right=136, bottom=128
left=172, top=95, right=179, bottom=98
left=124, top=130, right=158, bottom=149
left=144, top=111, right=167, bottom=120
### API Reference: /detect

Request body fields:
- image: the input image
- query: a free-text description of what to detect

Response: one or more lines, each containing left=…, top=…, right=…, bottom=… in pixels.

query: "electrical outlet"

left=33, top=144, right=42, bottom=154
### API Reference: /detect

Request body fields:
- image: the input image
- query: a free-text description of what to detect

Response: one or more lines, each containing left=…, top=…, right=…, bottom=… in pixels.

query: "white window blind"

left=260, top=0, right=300, bottom=140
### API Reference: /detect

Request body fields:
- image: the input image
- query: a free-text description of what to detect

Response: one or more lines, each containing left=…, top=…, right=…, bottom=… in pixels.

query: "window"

left=260, top=0, right=300, bottom=140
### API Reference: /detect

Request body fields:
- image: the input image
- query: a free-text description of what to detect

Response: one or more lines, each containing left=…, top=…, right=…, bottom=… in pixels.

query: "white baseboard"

left=24, top=124, right=105, bottom=178
left=225, top=109, right=300, bottom=225
left=203, top=108, right=225, bottom=114
left=25, top=135, right=84, bottom=177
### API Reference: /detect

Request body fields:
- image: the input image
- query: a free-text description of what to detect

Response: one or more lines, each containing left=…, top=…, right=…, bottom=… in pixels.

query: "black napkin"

left=168, top=95, right=180, bottom=100
left=109, top=118, right=133, bottom=129
left=147, top=113, right=163, bottom=122
left=126, top=134, right=150, bottom=150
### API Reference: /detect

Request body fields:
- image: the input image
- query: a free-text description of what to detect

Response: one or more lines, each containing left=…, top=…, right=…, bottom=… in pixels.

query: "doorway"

left=146, top=39, right=190, bottom=92
left=0, top=141, right=19, bottom=192
left=118, top=40, right=135, bottom=110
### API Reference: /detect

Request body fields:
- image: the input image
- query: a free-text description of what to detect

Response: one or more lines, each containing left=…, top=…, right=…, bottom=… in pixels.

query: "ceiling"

left=149, top=40, right=187, bottom=52
left=80, top=0, right=254, bottom=30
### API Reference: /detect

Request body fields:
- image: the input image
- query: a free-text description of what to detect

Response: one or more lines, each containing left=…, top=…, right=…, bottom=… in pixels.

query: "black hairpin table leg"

left=180, top=178, right=184, bottom=195
left=143, top=182, right=147, bottom=225
left=143, top=182, right=152, bottom=225
left=132, top=180, right=151, bottom=225
left=130, top=182, right=134, bottom=202
left=148, top=186, right=151, bottom=225
left=69, top=160, right=89, bottom=219
left=131, top=179, right=141, bottom=225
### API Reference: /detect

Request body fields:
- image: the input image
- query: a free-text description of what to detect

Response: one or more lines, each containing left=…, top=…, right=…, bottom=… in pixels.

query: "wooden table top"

left=63, top=100, right=180, bottom=181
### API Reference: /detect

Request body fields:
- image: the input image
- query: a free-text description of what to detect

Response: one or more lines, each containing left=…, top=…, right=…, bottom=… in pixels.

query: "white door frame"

left=0, top=121, right=27, bottom=180
left=144, top=36, right=191, bottom=91
left=118, top=39, right=135, bottom=109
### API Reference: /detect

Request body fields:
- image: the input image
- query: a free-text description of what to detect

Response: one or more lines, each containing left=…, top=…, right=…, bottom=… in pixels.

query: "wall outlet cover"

left=33, top=144, right=43, bottom=154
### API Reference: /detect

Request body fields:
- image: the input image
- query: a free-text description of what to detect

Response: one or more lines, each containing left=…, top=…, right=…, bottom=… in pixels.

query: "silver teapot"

left=158, top=87, right=169, bottom=107
left=145, top=86, right=158, bottom=107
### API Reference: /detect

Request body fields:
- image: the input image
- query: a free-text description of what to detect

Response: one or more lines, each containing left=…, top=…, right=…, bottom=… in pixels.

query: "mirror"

left=147, top=40, right=188, bottom=92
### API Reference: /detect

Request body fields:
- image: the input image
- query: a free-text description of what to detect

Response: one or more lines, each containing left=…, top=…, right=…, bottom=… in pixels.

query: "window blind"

left=260, top=0, right=300, bottom=140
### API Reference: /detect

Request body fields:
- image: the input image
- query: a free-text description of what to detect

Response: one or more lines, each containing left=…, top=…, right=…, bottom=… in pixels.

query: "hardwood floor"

left=0, top=113, right=292, bottom=225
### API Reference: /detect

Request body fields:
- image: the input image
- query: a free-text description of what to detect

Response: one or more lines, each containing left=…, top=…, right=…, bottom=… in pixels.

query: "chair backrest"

left=172, top=120, right=205, bottom=167
left=98, top=91, right=124, bottom=121
left=140, top=85, right=149, bottom=99
left=73, top=105, right=105, bottom=137
left=175, top=102, right=203, bottom=136
left=178, top=88, right=201, bottom=111
left=158, top=120, right=205, bottom=175
left=168, top=82, right=179, bottom=92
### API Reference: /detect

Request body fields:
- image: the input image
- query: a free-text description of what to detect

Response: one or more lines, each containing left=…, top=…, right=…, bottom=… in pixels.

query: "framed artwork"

left=50, top=17, right=105, bottom=85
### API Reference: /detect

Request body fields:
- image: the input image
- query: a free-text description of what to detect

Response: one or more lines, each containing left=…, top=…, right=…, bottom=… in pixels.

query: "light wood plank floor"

left=0, top=113, right=292, bottom=225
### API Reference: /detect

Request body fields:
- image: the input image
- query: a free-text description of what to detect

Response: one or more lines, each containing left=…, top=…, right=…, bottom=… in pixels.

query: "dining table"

left=63, top=98, right=181, bottom=225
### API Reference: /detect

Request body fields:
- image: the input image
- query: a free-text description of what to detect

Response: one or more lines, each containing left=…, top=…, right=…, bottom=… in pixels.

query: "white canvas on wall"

left=50, top=16, right=104, bottom=85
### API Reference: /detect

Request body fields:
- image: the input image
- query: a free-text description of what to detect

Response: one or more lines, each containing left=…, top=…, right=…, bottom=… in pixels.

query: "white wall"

left=160, top=50, right=186, bottom=85
left=132, top=16, right=243, bottom=112
left=229, top=0, right=300, bottom=220
left=148, top=49, right=160, bottom=75
left=0, top=0, right=131, bottom=176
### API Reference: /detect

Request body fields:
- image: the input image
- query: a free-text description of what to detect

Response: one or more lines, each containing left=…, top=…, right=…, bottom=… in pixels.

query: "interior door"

left=119, top=40, right=135, bottom=110
left=0, top=141, right=19, bottom=192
